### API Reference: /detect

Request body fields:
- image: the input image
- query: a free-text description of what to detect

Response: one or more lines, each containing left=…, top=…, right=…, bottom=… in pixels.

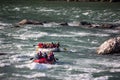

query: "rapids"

left=0, top=1, right=120, bottom=80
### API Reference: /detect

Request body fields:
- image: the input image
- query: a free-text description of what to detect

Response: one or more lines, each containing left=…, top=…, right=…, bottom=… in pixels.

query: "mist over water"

left=0, top=1, right=120, bottom=80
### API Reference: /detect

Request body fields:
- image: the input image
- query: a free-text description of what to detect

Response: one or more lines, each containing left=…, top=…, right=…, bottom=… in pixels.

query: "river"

left=0, top=1, right=120, bottom=80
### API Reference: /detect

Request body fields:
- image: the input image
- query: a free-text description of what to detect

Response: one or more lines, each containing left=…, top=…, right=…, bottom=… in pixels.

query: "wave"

left=43, top=22, right=60, bottom=27
left=0, top=59, right=11, bottom=67
left=0, top=22, right=12, bottom=29
left=12, top=72, right=46, bottom=78
left=12, top=31, right=48, bottom=40
left=49, top=33, right=74, bottom=37
left=70, top=31, right=109, bottom=37
left=103, top=29, right=120, bottom=34
left=0, top=73, right=5, bottom=77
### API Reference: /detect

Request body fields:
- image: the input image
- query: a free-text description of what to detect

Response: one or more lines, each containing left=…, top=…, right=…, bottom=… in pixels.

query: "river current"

left=0, top=1, right=120, bottom=80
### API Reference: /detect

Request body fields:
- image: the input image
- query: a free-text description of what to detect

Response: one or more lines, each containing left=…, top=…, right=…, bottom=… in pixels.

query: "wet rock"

left=80, top=21, right=91, bottom=25
left=59, top=22, right=68, bottom=26
left=115, top=26, right=120, bottom=30
left=17, top=19, right=43, bottom=25
left=96, top=37, right=120, bottom=55
left=15, top=19, right=120, bottom=30
left=100, top=24, right=115, bottom=29
left=90, top=24, right=101, bottom=28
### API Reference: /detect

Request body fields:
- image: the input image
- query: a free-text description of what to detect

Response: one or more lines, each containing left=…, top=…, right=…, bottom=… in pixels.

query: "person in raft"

left=43, top=52, right=48, bottom=59
left=37, top=42, right=60, bottom=48
left=35, top=51, right=43, bottom=59
left=35, top=51, right=56, bottom=63
left=47, top=51, right=56, bottom=62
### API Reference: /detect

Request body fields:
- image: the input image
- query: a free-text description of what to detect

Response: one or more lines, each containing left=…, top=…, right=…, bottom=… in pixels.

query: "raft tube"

left=38, top=48, right=60, bottom=52
left=33, top=58, right=55, bottom=64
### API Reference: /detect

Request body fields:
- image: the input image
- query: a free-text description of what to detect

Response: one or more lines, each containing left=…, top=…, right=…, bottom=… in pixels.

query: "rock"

left=59, top=22, right=68, bottom=26
left=100, top=24, right=115, bottom=29
left=17, top=19, right=43, bottom=25
left=115, top=26, right=120, bottom=30
left=80, top=21, right=91, bottom=25
left=96, top=37, right=120, bottom=55
left=90, top=24, right=101, bottom=28
left=18, top=19, right=28, bottom=25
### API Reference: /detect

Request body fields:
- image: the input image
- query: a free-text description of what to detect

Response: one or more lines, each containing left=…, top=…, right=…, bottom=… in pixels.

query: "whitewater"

left=0, top=1, right=120, bottom=80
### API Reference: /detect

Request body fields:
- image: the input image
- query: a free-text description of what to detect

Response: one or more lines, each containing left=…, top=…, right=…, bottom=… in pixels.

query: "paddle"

left=33, top=45, right=36, bottom=47
left=30, top=57, right=34, bottom=60
left=30, top=57, right=59, bottom=61
left=63, top=47, right=67, bottom=51
left=55, top=58, right=59, bottom=61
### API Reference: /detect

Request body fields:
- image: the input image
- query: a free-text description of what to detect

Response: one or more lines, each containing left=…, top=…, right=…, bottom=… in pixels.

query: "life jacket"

left=33, top=58, right=47, bottom=63
left=47, top=52, right=54, bottom=61
left=37, top=51, right=43, bottom=59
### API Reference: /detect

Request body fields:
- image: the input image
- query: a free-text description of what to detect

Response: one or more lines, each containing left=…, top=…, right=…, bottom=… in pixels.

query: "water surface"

left=0, top=1, right=120, bottom=80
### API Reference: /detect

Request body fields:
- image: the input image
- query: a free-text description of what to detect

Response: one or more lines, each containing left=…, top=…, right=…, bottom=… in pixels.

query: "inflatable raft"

left=33, top=58, right=55, bottom=64
left=36, top=42, right=60, bottom=52
left=37, top=47, right=60, bottom=52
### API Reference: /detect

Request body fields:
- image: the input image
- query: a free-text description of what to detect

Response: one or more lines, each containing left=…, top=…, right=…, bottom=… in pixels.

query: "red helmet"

left=38, top=43, right=43, bottom=48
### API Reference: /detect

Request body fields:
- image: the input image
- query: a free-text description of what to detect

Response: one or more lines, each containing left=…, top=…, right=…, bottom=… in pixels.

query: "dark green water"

left=0, top=1, right=120, bottom=80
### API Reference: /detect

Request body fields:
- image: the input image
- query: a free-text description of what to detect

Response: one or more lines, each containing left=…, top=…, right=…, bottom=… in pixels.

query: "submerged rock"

left=96, top=37, right=120, bottom=55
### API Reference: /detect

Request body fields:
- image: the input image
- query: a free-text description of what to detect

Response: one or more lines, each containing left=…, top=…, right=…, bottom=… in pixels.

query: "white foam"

left=26, top=62, right=52, bottom=70
left=0, top=22, right=10, bottom=26
left=14, top=59, right=53, bottom=70
left=91, top=40, right=98, bottom=44
left=79, top=67, right=103, bottom=73
left=0, top=62, right=11, bottom=67
left=70, top=45, right=96, bottom=50
left=98, top=61, right=120, bottom=68
left=63, top=64, right=103, bottom=73
left=110, top=69, right=120, bottom=72
left=103, top=29, right=120, bottom=34
left=15, top=64, right=27, bottom=68
left=64, top=73, right=92, bottom=80
left=49, top=33, right=74, bottom=37
left=94, top=76, right=109, bottom=80
left=12, top=72, right=46, bottom=78
left=0, top=73, right=5, bottom=76
left=10, top=54, right=30, bottom=63
left=38, top=7, right=57, bottom=12
left=0, top=26, right=4, bottom=29
left=82, top=12, right=89, bottom=15
left=13, top=43, right=24, bottom=50
left=13, top=7, right=20, bottom=11
left=70, top=31, right=109, bottom=37
left=74, top=38, right=86, bottom=43
left=68, top=21, right=80, bottom=26
left=18, top=32, right=48, bottom=40
left=43, top=22, right=59, bottom=27
left=77, top=58, right=120, bottom=68
left=114, top=20, right=120, bottom=24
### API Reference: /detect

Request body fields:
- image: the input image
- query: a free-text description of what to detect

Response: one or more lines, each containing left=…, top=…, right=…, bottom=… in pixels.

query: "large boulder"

left=96, top=37, right=120, bottom=55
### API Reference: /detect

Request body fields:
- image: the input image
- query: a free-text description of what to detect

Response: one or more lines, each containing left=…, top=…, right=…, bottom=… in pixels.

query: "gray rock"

left=96, top=37, right=120, bottom=54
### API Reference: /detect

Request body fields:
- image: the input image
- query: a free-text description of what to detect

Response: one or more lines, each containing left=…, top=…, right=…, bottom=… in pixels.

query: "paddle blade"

left=63, top=48, right=67, bottom=51
left=30, top=57, right=34, bottom=60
